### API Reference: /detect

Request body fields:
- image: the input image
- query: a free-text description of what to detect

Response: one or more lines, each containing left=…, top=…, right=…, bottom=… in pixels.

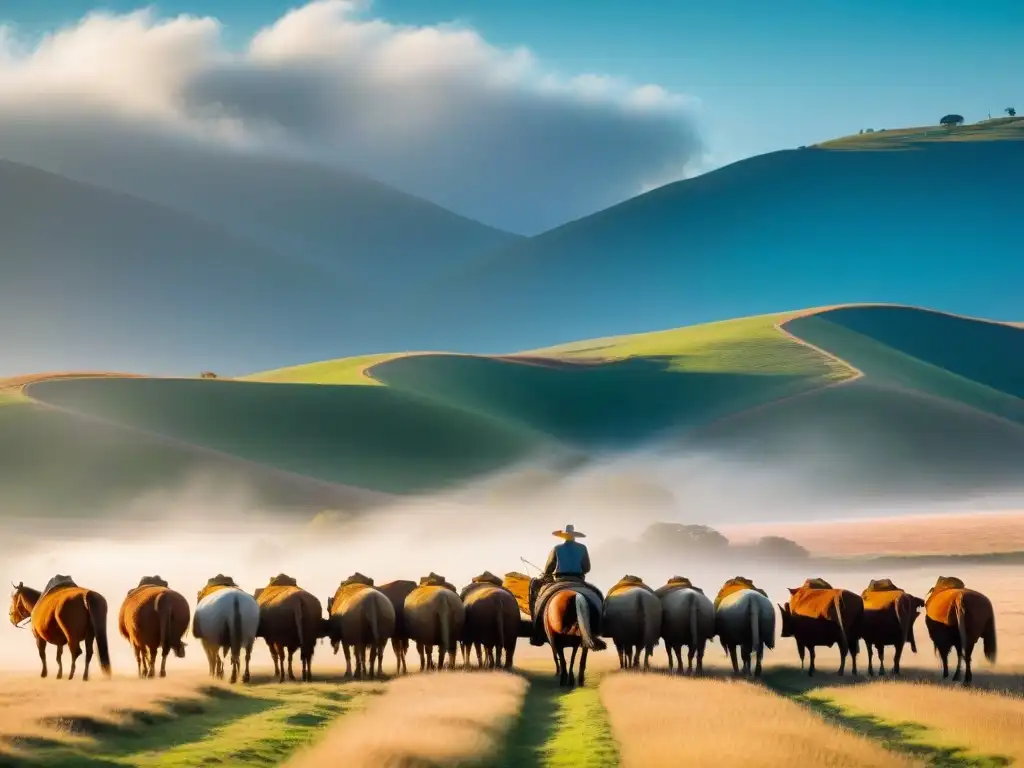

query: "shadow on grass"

left=0, top=687, right=279, bottom=767
left=763, top=667, right=1013, bottom=768
left=762, top=664, right=1024, bottom=698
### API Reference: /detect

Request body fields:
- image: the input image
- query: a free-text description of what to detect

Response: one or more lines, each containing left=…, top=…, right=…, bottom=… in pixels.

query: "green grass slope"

left=24, top=378, right=562, bottom=496
left=16, top=304, right=1024, bottom=505
left=0, top=398, right=383, bottom=523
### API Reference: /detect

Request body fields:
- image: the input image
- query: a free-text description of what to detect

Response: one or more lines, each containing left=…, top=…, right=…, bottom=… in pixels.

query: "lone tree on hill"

left=940, top=114, right=965, bottom=128
left=1007, top=107, right=1017, bottom=117
left=750, top=536, right=810, bottom=561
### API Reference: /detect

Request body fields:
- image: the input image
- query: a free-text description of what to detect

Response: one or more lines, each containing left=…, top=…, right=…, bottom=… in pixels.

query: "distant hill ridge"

left=9, top=304, right=1023, bottom=519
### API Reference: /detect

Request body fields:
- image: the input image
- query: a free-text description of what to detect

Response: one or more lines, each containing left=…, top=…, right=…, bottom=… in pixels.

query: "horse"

left=9, top=577, right=111, bottom=682
left=192, top=575, right=260, bottom=684
left=541, top=584, right=606, bottom=686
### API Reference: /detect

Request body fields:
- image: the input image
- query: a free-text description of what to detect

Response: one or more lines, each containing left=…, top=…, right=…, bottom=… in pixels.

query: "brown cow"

left=404, top=573, right=465, bottom=671
left=459, top=572, right=520, bottom=670
left=9, top=576, right=111, bottom=682
left=779, top=578, right=863, bottom=677
left=924, top=576, right=997, bottom=685
left=254, top=574, right=324, bottom=683
left=860, top=578, right=924, bottom=677
left=326, top=573, right=396, bottom=679
left=119, top=576, right=190, bottom=678
left=377, top=580, right=417, bottom=676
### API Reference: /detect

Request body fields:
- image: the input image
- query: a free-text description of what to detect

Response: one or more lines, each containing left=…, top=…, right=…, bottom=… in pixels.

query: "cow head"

left=778, top=603, right=794, bottom=637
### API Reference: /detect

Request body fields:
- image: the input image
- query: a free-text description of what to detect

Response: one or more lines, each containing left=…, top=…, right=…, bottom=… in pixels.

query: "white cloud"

left=0, top=1, right=703, bottom=233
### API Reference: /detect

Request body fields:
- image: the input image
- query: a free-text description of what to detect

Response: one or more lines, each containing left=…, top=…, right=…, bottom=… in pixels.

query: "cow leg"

left=728, top=645, right=740, bottom=676
left=850, top=640, right=859, bottom=677
left=893, top=642, right=904, bottom=676
left=866, top=643, right=875, bottom=676
left=665, top=644, right=674, bottom=672
left=55, top=645, right=64, bottom=680
left=342, top=642, right=352, bottom=677
left=952, top=646, right=963, bottom=682
left=475, top=642, right=485, bottom=668
left=740, top=642, right=752, bottom=676
left=797, top=641, right=805, bottom=670
left=877, top=645, right=885, bottom=676
left=939, top=646, right=950, bottom=678
left=83, top=636, right=94, bottom=682
left=697, top=641, right=707, bottom=676
left=416, top=642, right=426, bottom=671
left=754, top=640, right=764, bottom=677
left=837, top=643, right=848, bottom=677
left=632, top=645, right=642, bottom=670
left=686, top=645, right=696, bottom=675
left=287, top=648, right=298, bottom=681
left=147, top=647, right=158, bottom=678
left=807, top=646, right=816, bottom=677
left=160, top=645, right=170, bottom=678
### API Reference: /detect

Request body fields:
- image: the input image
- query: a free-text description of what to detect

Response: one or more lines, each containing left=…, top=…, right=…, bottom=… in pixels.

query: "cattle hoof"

left=40, top=670, right=47, bottom=679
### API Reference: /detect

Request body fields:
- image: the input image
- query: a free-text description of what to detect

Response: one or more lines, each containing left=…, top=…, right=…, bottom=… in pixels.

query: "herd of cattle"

left=6, top=571, right=997, bottom=687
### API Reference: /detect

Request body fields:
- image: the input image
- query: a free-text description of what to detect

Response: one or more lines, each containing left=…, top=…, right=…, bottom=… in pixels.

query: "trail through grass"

left=3, top=682, right=380, bottom=767
left=493, top=671, right=619, bottom=768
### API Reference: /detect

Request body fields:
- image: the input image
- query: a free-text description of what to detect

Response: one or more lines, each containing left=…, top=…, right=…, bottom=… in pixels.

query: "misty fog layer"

left=3, top=446, right=1022, bottom=671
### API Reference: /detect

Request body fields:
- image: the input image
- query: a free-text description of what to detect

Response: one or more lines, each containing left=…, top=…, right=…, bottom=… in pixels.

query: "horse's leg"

left=55, top=645, right=65, bottom=680
left=475, top=642, right=484, bottom=669
left=952, top=645, right=964, bottom=682
left=243, top=642, right=253, bottom=684
left=755, top=638, right=764, bottom=677
left=569, top=644, right=579, bottom=683
left=557, top=643, right=569, bottom=686
left=686, top=645, right=696, bottom=675
left=578, top=647, right=589, bottom=687
left=160, top=644, right=170, bottom=678
left=838, top=641, right=848, bottom=676
left=147, top=646, right=158, bottom=679
left=36, top=636, right=48, bottom=678
left=359, top=644, right=369, bottom=680
left=417, top=642, right=426, bottom=672
left=287, top=648, right=297, bottom=682
left=877, top=645, right=885, bottom=676
left=728, top=645, right=740, bottom=676
left=740, top=642, right=752, bottom=676
left=939, top=645, right=950, bottom=678
left=68, top=640, right=82, bottom=681
left=665, top=644, right=674, bottom=673
left=963, top=638, right=975, bottom=685
left=866, top=643, right=875, bottom=676
left=697, top=641, right=706, bottom=676
left=631, top=645, right=641, bottom=670
left=343, top=642, right=353, bottom=677
left=808, top=646, right=817, bottom=677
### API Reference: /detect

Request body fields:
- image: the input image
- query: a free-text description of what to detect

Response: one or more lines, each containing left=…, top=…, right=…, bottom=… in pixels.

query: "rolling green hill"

left=10, top=304, right=1022, bottom=519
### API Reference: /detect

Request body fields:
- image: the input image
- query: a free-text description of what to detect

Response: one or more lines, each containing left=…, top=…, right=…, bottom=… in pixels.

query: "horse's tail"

left=689, top=593, right=699, bottom=647
left=982, top=606, right=998, bottom=664
left=438, top=596, right=452, bottom=663
left=496, top=600, right=506, bottom=654
left=156, top=593, right=170, bottom=656
left=294, top=597, right=305, bottom=653
left=833, top=593, right=851, bottom=652
left=85, top=591, right=112, bottom=677
left=575, top=592, right=606, bottom=651
left=749, top=596, right=760, bottom=658
left=367, top=594, right=380, bottom=649
left=230, top=592, right=243, bottom=661
left=895, top=594, right=913, bottom=653
left=635, top=590, right=647, bottom=650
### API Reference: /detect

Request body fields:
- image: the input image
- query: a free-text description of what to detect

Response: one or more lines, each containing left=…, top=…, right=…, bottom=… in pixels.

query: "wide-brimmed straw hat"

left=552, top=524, right=586, bottom=539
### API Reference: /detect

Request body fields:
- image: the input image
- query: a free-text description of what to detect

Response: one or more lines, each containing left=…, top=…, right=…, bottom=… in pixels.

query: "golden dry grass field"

left=3, top=520, right=1024, bottom=767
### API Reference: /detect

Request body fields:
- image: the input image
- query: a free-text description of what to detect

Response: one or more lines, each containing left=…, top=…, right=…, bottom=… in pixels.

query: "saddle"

left=126, top=575, right=169, bottom=596
left=340, top=572, right=374, bottom=587
left=655, top=576, right=704, bottom=598
left=459, top=571, right=506, bottom=601
left=863, top=578, right=901, bottom=595
left=714, top=577, right=768, bottom=609
left=267, top=573, right=298, bottom=588
left=531, top=577, right=604, bottom=624
left=206, top=574, right=237, bottom=588
left=419, top=573, right=457, bottom=592
left=40, top=575, right=77, bottom=599
left=800, top=578, right=834, bottom=590
left=608, top=575, right=653, bottom=596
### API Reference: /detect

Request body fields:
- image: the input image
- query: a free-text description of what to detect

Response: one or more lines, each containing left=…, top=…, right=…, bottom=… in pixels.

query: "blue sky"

left=4, top=0, right=1021, bottom=171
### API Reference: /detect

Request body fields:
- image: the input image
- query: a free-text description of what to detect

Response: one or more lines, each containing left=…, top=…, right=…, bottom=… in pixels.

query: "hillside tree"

left=751, top=536, right=809, bottom=561
left=940, top=114, right=965, bottom=128
left=1007, top=107, right=1017, bottom=117
left=640, top=522, right=730, bottom=554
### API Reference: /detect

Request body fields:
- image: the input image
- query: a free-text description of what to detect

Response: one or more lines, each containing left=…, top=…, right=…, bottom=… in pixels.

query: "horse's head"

left=9, top=582, right=30, bottom=627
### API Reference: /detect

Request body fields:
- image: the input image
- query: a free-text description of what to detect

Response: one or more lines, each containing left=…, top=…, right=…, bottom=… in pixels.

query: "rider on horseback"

left=530, top=524, right=593, bottom=646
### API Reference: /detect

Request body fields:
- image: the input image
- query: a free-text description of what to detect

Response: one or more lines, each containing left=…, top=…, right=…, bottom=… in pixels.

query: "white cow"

left=192, top=578, right=260, bottom=684
left=714, top=578, right=776, bottom=677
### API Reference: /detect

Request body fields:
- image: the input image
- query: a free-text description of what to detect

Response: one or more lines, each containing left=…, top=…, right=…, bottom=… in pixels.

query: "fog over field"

left=3, top=446, right=1023, bottom=673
